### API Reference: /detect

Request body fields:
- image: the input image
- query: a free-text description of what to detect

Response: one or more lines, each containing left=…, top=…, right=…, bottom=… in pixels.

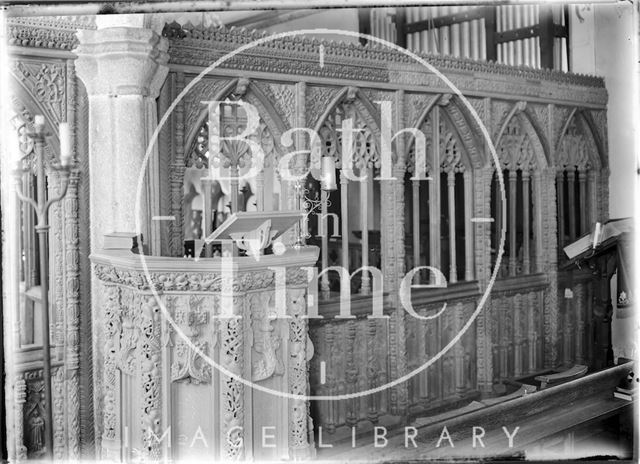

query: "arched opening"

left=182, top=95, right=283, bottom=257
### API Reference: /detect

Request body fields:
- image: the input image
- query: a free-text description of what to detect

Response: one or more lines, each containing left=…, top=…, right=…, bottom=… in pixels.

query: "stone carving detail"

left=552, top=106, right=572, bottom=150
left=260, top=82, right=296, bottom=128
left=169, top=295, right=213, bottom=384
left=7, top=16, right=95, bottom=50
left=187, top=97, right=279, bottom=170
left=23, top=371, right=46, bottom=459
left=14, top=376, right=29, bottom=460
left=64, top=58, right=81, bottom=460
left=101, top=284, right=121, bottom=451
left=405, top=93, right=434, bottom=127
left=249, top=292, right=284, bottom=382
left=407, top=110, right=471, bottom=174
left=362, top=88, right=395, bottom=121
left=10, top=61, right=66, bottom=124
left=167, top=24, right=605, bottom=93
left=53, top=367, right=65, bottom=460
left=306, top=86, right=341, bottom=129
left=96, top=285, right=163, bottom=459
left=366, top=319, right=379, bottom=423
left=557, top=115, right=592, bottom=170
left=220, top=312, right=245, bottom=460
left=496, top=115, right=538, bottom=172
left=115, top=288, right=139, bottom=375
left=467, top=97, right=487, bottom=128
left=93, top=264, right=308, bottom=293
left=445, top=101, right=483, bottom=169
left=288, top=288, right=312, bottom=459
left=183, top=77, right=231, bottom=132
left=138, top=295, right=162, bottom=460
left=531, top=104, right=551, bottom=144
left=589, top=110, right=608, bottom=155
left=492, top=100, right=512, bottom=140
left=170, top=72, right=186, bottom=257
left=19, top=367, right=65, bottom=459
left=318, top=94, right=380, bottom=171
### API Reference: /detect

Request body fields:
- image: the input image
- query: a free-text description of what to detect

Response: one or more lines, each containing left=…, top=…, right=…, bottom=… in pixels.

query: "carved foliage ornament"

left=167, top=23, right=604, bottom=89
left=11, top=60, right=66, bottom=124
left=93, top=263, right=309, bottom=292
left=557, top=116, right=591, bottom=171
left=497, top=116, right=536, bottom=172
left=169, top=295, right=213, bottom=384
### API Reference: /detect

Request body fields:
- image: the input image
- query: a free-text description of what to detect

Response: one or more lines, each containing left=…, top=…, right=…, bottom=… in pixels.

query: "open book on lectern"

left=204, top=211, right=304, bottom=259
left=563, top=217, right=633, bottom=260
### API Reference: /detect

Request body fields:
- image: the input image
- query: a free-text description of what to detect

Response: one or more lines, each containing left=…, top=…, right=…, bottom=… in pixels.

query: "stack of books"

left=103, top=232, right=139, bottom=251
left=614, top=386, right=635, bottom=401
left=613, top=375, right=636, bottom=401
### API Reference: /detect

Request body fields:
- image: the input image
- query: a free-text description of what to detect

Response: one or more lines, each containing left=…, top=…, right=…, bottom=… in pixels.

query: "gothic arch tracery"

left=556, top=110, right=602, bottom=172
left=495, top=108, right=549, bottom=172
left=313, top=86, right=382, bottom=174
left=184, top=78, right=288, bottom=171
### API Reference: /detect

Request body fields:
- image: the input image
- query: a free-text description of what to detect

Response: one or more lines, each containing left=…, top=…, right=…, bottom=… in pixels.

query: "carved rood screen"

left=308, top=93, right=383, bottom=298
left=162, top=23, right=609, bottom=439
left=491, top=114, right=540, bottom=278
left=405, top=103, right=474, bottom=284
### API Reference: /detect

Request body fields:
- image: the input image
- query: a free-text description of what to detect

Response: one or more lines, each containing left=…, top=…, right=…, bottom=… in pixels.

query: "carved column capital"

left=74, top=27, right=169, bottom=98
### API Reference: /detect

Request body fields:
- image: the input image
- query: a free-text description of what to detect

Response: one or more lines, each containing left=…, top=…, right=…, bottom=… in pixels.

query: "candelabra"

left=13, top=115, right=73, bottom=459
left=294, top=156, right=337, bottom=248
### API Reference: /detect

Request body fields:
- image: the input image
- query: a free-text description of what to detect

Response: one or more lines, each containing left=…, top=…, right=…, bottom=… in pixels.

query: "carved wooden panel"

left=308, top=315, right=391, bottom=440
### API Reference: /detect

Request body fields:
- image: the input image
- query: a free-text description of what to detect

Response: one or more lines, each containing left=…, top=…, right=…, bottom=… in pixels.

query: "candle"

left=321, top=156, right=337, bottom=191
left=34, top=114, right=45, bottom=129
left=59, top=122, right=72, bottom=166
left=592, top=222, right=601, bottom=249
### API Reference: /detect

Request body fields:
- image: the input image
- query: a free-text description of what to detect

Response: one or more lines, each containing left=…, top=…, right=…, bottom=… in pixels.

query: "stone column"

left=74, top=23, right=169, bottom=252
left=73, top=22, right=168, bottom=457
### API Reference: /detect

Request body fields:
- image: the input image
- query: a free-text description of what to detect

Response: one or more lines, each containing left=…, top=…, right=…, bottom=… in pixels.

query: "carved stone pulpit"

left=91, top=229, right=319, bottom=461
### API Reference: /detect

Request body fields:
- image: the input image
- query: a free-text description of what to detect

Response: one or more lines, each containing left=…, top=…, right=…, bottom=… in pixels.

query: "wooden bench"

left=535, top=364, right=588, bottom=389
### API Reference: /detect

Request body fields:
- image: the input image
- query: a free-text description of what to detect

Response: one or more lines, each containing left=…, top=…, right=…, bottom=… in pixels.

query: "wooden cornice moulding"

left=164, top=24, right=607, bottom=107
left=7, top=19, right=608, bottom=106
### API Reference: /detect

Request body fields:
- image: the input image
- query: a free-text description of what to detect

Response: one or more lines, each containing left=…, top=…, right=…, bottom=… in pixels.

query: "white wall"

left=570, top=3, right=638, bottom=220
left=262, top=9, right=360, bottom=43
left=571, top=3, right=638, bottom=363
